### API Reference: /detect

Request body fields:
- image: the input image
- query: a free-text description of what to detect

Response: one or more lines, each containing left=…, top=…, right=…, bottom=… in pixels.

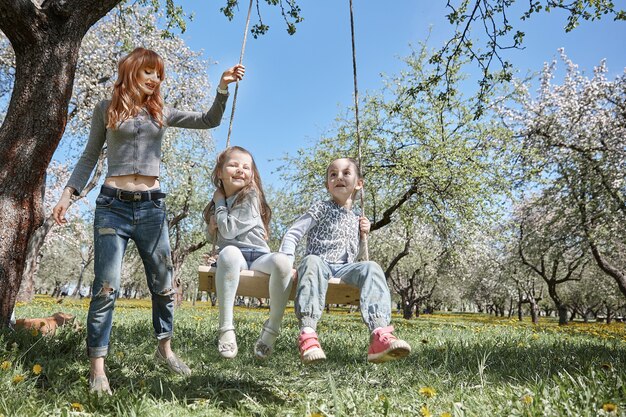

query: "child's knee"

left=272, top=253, right=293, bottom=276
left=218, top=246, right=243, bottom=272
left=219, top=245, right=242, bottom=261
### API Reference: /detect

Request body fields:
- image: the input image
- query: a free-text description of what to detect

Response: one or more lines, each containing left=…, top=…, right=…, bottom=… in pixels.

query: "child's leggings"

left=215, top=245, right=293, bottom=335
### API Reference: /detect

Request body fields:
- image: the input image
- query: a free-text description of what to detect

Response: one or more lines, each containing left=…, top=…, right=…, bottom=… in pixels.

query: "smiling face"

left=136, top=66, right=161, bottom=100
left=218, top=149, right=254, bottom=197
left=326, top=158, right=363, bottom=208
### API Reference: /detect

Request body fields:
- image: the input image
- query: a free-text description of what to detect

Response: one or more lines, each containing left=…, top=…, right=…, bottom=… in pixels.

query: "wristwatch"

left=216, top=86, right=229, bottom=95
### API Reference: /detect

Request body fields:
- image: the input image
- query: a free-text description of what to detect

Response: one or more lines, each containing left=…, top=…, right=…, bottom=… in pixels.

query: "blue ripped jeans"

left=295, top=255, right=391, bottom=332
left=87, top=187, right=174, bottom=358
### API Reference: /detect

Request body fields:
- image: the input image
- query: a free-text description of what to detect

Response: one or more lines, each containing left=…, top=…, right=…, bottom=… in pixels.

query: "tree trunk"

left=0, top=0, right=120, bottom=327
left=72, top=258, right=92, bottom=298
left=18, top=219, right=54, bottom=302
left=402, top=303, right=412, bottom=319
left=557, top=305, right=569, bottom=325
left=529, top=299, right=539, bottom=324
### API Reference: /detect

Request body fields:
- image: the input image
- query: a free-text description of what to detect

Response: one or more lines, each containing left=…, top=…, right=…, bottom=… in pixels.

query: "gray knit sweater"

left=66, top=92, right=228, bottom=194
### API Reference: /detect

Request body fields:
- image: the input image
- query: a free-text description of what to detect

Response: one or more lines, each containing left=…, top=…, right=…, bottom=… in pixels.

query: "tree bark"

left=0, top=0, right=120, bottom=326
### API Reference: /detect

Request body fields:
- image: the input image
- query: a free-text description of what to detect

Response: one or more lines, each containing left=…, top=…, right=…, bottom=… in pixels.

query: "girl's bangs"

left=140, top=51, right=164, bottom=75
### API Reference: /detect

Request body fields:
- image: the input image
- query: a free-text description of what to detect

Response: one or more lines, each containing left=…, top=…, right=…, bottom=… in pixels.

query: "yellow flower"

left=116, top=351, right=125, bottom=359
left=420, top=406, right=432, bottom=417
left=12, top=374, right=25, bottom=384
left=521, top=394, right=533, bottom=404
left=71, top=403, right=83, bottom=412
left=419, top=387, right=437, bottom=398
left=31, top=328, right=39, bottom=337
left=441, top=413, right=452, bottom=417
left=602, top=403, right=617, bottom=412
left=1, top=361, right=10, bottom=370
left=32, top=364, right=42, bottom=375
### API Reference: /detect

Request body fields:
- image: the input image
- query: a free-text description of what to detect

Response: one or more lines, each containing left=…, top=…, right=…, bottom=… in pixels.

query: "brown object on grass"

left=14, top=312, right=75, bottom=335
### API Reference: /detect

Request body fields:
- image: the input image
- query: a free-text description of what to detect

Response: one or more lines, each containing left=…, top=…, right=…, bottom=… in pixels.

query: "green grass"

left=1, top=296, right=625, bottom=416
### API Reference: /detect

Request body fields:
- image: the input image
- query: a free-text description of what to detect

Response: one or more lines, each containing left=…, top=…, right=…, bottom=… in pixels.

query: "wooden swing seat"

left=197, top=265, right=360, bottom=305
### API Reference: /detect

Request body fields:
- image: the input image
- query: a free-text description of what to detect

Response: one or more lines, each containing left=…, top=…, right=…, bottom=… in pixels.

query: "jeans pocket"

left=95, top=195, right=114, bottom=208
left=151, top=198, right=166, bottom=209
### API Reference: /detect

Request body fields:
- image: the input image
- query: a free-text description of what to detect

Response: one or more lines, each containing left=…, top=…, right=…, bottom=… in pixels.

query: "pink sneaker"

left=298, top=331, right=326, bottom=364
left=367, top=325, right=411, bottom=363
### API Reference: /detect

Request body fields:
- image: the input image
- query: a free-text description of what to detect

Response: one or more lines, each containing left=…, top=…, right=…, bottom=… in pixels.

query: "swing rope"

left=349, top=0, right=369, bottom=261
left=207, top=0, right=254, bottom=259
left=225, top=0, right=254, bottom=148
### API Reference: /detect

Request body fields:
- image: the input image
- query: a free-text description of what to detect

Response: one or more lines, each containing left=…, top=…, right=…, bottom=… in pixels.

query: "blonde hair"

left=204, top=146, right=272, bottom=238
left=107, top=47, right=165, bottom=128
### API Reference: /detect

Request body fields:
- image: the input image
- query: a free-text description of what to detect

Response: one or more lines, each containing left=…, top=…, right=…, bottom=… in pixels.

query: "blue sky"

left=166, top=1, right=626, bottom=186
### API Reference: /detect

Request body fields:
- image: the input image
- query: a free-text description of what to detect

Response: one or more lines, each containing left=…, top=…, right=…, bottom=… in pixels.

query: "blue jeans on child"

left=295, top=254, right=391, bottom=332
left=87, top=186, right=175, bottom=358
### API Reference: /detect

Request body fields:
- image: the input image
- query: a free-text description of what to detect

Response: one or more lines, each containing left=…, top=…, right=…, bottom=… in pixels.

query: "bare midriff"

left=104, top=174, right=160, bottom=191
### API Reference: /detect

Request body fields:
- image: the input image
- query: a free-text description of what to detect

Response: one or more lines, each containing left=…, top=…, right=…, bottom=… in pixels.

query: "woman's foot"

left=298, top=330, right=326, bottom=364
left=254, top=321, right=280, bottom=360
left=155, top=346, right=191, bottom=376
left=89, top=374, right=112, bottom=395
left=218, top=328, right=238, bottom=359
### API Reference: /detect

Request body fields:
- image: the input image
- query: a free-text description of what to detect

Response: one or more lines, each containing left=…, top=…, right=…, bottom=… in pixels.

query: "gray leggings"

left=215, top=246, right=293, bottom=335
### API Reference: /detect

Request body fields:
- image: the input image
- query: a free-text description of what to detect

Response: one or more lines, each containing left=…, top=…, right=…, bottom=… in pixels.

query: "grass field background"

left=1, top=296, right=625, bottom=416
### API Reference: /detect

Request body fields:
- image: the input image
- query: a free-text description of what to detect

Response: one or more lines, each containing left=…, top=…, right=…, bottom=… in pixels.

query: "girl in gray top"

left=52, top=47, right=244, bottom=394
left=205, top=146, right=292, bottom=360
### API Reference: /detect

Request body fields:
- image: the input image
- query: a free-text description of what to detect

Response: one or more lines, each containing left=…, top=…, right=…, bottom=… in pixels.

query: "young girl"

left=52, top=47, right=245, bottom=394
left=279, top=157, right=411, bottom=364
left=206, top=146, right=293, bottom=360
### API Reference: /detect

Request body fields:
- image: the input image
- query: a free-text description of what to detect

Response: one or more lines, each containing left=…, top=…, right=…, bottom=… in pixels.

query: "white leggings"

left=215, top=245, right=293, bottom=335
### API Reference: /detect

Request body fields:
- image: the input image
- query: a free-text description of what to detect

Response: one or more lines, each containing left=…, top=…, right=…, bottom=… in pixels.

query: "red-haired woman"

left=52, top=47, right=244, bottom=394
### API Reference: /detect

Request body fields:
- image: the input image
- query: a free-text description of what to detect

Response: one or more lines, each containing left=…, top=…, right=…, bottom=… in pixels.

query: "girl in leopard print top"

left=279, top=158, right=411, bottom=364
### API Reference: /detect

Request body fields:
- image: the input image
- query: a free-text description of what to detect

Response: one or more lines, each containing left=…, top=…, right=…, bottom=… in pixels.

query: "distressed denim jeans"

left=87, top=187, right=174, bottom=358
left=295, top=255, right=391, bottom=332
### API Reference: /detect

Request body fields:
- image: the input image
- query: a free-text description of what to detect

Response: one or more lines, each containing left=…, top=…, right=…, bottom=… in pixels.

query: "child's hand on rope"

left=219, top=64, right=245, bottom=90
left=359, top=216, right=370, bottom=238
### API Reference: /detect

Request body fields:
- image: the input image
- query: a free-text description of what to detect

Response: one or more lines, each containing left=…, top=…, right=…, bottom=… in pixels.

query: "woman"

left=52, top=47, right=244, bottom=394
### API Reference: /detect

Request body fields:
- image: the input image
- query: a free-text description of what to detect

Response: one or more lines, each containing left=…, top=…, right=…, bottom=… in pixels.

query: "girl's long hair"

left=107, top=47, right=165, bottom=129
left=203, top=146, right=272, bottom=239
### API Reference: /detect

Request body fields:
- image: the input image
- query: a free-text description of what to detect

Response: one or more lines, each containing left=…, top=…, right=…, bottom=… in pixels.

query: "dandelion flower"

left=31, top=328, right=39, bottom=337
left=419, top=387, right=437, bottom=398
left=71, top=403, right=83, bottom=412
left=602, top=403, right=617, bottom=412
left=32, top=364, right=42, bottom=375
left=420, top=406, right=432, bottom=417
left=441, top=413, right=452, bottom=417
left=1, top=361, right=10, bottom=370
left=521, top=394, right=533, bottom=404
left=12, top=374, right=25, bottom=384
left=116, top=351, right=125, bottom=359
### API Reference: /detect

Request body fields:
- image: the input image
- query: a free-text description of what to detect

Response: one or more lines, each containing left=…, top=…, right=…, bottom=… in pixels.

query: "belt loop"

left=147, top=190, right=151, bottom=200
left=116, top=189, right=122, bottom=200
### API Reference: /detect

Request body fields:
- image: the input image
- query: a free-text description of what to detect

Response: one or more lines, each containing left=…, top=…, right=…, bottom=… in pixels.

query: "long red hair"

left=107, top=47, right=165, bottom=128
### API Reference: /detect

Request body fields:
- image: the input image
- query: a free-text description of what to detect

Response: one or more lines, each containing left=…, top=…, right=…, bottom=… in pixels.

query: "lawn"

left=1, top=296, right=625, bottom=416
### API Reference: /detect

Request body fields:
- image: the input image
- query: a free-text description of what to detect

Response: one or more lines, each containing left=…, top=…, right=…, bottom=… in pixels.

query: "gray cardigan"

left=214, top=190, right=271, bottom=253
left=66, top=92, right=228, bottom=194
